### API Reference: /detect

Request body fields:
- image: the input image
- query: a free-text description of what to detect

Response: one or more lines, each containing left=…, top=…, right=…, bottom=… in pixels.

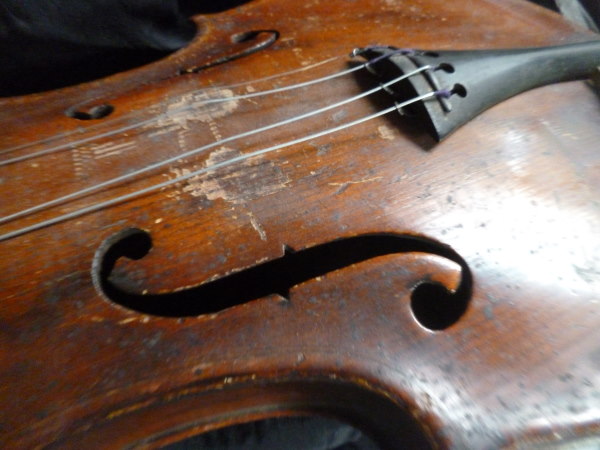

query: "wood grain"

left=0, top=0, right=599, bottom=448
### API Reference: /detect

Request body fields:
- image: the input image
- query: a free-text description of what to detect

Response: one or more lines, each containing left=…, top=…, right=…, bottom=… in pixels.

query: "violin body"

left=1, top=0, right=599, bottom=448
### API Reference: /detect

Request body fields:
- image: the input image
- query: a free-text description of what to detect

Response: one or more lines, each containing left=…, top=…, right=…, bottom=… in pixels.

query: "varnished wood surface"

left=1, top=0, right=599, bottom=448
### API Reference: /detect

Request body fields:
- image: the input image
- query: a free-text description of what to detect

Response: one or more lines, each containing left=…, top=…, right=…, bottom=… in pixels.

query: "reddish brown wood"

left=1, top=0, right=599, bottom=448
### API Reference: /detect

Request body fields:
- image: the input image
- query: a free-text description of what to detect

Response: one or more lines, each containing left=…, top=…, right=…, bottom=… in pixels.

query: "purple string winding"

left=435, top=88, right=453, bottom=99
left=351, top=47, right=455, bottom=102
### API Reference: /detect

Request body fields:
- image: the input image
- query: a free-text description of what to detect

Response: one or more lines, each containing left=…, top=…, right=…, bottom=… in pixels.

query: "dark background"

left=0, top=0, right=250, bottom=96
left=0, top=0, right=597, bottom=97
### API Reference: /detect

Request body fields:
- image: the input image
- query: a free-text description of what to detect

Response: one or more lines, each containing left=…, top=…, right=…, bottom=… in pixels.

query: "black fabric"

left=0, top=0, right=249, bottom=96
left=530, top=0, right=600, bottom=29
left=1, top=0, right=598, bottom=96
left=163, top=416, right=381, bottom=450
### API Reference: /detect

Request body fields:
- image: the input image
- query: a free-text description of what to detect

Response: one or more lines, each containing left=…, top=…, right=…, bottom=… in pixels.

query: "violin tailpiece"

left=357, top=40, right=600, bottom=140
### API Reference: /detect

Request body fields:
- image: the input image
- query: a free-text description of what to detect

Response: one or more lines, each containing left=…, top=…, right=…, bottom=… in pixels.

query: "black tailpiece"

left=359, top=41, right=600, bottom=140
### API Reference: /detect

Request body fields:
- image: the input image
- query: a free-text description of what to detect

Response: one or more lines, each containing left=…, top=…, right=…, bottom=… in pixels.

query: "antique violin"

left=1, top=0, right=599, bottom=448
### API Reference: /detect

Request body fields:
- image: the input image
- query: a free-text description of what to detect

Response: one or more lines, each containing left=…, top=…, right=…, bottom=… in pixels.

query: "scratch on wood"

left=292, top=47, right=315, bottom=66
left=377, top=125, right=395, bottom=141
left=147, top=88, right=239, bottom=135
left=72, top=140, right=136, bottom=178
left=92, top=141, right=136, bottom=159
left=206, top=117, right=222, bottom=141
left=166, top=146, right=291, bottom=204
left=147, top=124, right=181, bottom=139
left=329, top=176, right=383, bottom=187
left=247, top=211, right=267, bottom=241
left=118, top=317, right=137, bottom=325
left=329, top=176, right=383, bottom=195
left=72, top=147, right=94, bottom=178
left=177, top=129, right=189, bottom=150
left=168, top=166, right=203, bottom=198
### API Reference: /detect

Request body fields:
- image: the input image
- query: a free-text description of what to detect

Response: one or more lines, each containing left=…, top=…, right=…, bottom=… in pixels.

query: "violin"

left=1, top=0, right=599, bottom=448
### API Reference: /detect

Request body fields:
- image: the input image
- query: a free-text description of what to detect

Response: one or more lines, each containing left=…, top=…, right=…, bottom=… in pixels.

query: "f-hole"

left=93, top=229, right=471, bottom=330
left=162, top=416, right=383, bottom=450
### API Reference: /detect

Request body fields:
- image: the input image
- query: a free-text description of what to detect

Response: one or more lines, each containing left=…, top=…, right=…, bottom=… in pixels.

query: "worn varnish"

left=1, top=0, right=599, bottom=448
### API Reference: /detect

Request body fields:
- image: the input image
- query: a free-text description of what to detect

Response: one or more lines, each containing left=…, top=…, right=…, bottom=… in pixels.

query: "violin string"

left=0, top=89, right=449, bottom=242
left=0, top=57, right=381, bottom=166
left=220, top=55, right=343, bottom=88
left=1, top=64, right=359, bottom=165
left=0, top=55, right=343, bottom=157
left=0, top=65, right=432, bottom=226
